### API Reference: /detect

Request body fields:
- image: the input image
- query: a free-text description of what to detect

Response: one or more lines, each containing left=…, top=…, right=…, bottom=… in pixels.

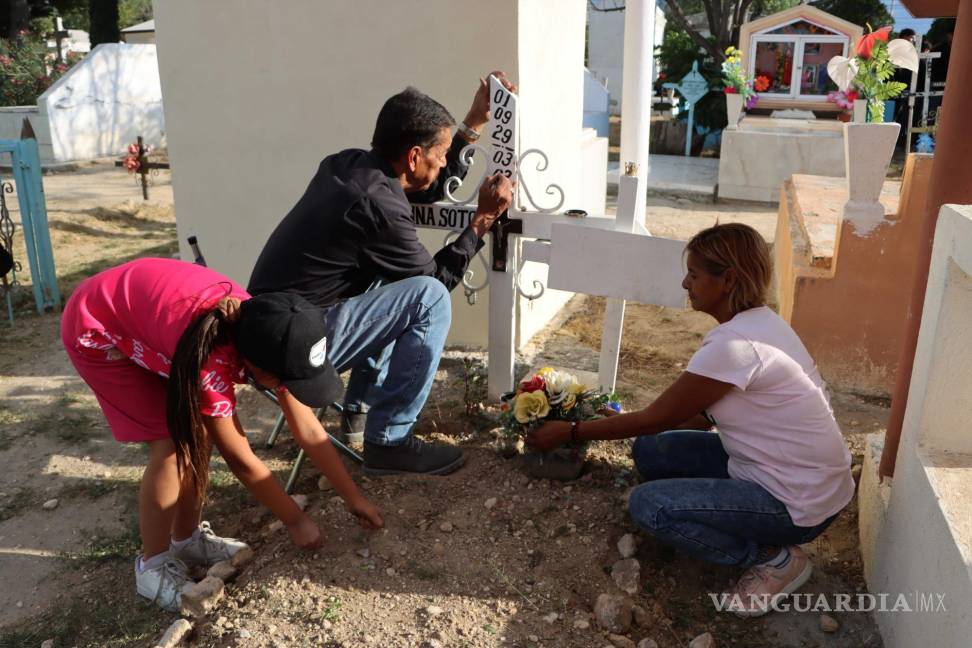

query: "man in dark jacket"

left=249, top=75, right=515, bottom=476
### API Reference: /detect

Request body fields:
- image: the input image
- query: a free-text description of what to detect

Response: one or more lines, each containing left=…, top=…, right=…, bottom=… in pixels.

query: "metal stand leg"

left=284, top=449, right=306, bottom=494
left=265, top=412, right=286, bottom=449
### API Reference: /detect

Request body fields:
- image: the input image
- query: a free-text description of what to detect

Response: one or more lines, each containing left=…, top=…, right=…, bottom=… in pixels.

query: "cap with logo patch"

left=235, top=292, right=343, bottom=407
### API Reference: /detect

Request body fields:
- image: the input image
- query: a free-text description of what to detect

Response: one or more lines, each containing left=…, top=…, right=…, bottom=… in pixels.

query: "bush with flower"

left=827, top=25, right=918, bottom=123
left=0, top=22, right=84, bottom=107
left=721, top=46, right=758, bottom=109
left=500, top=367, right=620, bottom=442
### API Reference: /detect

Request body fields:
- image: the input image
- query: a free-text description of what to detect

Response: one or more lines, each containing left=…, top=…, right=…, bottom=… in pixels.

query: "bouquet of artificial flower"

left=721, top=46, right=759, bottom=109
left=500, top=367, right=620, bottom=441
left=827, top=25, right=918, bottom=123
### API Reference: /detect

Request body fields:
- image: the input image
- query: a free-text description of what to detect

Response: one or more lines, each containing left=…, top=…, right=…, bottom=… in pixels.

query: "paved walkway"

left=607, top=154, right=719, bottom=198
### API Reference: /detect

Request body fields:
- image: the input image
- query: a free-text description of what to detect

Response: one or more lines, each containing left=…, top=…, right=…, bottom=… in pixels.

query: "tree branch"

left=667, top=0, right=723, bottom=60
left=588, top=0, right=626, bottom=12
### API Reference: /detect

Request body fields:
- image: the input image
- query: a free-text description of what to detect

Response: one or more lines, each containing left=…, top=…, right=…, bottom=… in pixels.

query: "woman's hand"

left=525, top=420, right=572, bottom=452
left=287, top=512, right=323, bottom=550
left=346, top=497, right=384, bottom=530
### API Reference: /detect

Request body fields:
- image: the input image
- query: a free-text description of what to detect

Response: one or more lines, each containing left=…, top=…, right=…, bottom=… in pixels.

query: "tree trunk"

left=89, top=0, right=119, bottom=47
left=7, top=0, right=31, bottom=38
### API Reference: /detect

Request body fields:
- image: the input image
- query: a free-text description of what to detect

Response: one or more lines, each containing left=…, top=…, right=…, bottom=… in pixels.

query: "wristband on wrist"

left=458, top=122, right=480, bottom=142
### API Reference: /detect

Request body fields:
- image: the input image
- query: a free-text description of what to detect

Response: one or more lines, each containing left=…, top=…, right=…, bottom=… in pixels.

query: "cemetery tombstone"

left=662, top=61, right=709, bottom=157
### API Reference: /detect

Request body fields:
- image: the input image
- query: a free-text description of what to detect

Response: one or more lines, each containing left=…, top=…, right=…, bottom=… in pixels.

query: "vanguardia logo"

left=708, top=592, right=947, bottom=614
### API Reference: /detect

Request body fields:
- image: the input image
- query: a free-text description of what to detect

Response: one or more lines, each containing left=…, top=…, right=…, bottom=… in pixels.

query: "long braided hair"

left=165, top=296, right=241, bottom=500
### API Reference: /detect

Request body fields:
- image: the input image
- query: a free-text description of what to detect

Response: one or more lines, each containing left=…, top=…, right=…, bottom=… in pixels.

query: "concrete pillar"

left=881, top=0, right=972, bottom=477
left=619, top=0, right=656, bottom=228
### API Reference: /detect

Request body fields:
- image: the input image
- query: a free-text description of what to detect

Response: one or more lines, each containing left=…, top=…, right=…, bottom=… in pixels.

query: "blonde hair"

left=685, top=223, right=772, bottom=315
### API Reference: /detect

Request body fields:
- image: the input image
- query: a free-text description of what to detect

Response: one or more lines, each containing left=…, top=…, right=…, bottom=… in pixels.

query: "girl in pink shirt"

left=61, top=258, right=384, bottom=612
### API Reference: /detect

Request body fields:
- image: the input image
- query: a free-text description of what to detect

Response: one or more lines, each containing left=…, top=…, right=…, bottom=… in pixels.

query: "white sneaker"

left=135, top=554, right=193, bottom=613
left=172, top=521, right=249, bottom=567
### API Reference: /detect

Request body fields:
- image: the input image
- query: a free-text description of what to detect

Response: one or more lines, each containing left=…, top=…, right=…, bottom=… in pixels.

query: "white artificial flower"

left=545, top=370, right=580, bottom=405
left=887, top=38, right=919, bottom=72
left=827, top=56, right=860, bottom=92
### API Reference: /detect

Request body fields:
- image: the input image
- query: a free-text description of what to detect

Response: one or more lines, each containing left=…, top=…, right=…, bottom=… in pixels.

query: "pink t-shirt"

left=65, top=258, right=250, bottom=418
left=686, top=306, right=854, bottom=526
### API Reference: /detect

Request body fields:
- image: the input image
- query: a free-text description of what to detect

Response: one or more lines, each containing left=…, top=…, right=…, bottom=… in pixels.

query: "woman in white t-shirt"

left=527, top=223, right=854, bottom=616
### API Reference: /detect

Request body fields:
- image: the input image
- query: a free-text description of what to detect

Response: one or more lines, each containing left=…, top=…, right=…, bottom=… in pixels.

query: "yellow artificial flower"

left=537, top=366, right=555, bottom=376
left=569, top=382, right=587, bottom=395
left=513, top=390, right=551, bottom=423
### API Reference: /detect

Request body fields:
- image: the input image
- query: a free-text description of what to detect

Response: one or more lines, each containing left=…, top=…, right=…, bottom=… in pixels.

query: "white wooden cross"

left=411, top=77, right=687, bottom=399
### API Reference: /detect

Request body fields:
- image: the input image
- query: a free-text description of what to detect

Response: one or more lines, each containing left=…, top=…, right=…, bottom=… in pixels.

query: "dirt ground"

left=0, top=164, right=886, bottom=647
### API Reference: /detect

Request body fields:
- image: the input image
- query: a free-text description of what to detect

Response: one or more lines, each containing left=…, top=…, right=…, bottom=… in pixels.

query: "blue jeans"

left=320, top=276, right=451, bottom=446
left=628, top=431, right=837, bottom=567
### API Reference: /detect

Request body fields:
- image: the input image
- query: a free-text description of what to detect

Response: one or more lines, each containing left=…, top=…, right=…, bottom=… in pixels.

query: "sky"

left=885, top=0, right=934, bottom=34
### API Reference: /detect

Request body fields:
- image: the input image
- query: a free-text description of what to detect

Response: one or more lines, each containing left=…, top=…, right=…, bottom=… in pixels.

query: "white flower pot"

left=726, top=94, right=744, bottom=129
left=842, top=122, right=901, bottom=235
left=853, top=99, right=868, bottom=123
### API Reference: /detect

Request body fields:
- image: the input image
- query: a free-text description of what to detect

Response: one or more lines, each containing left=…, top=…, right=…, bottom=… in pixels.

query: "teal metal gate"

left=0, top=124, right=60, bottom=323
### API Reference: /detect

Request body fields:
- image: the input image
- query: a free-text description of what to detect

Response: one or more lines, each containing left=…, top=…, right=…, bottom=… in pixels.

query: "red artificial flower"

left=520, top=374, right=546, bottom=393
left=754, top=75, right=770, bottom=92
left=846, top=89, right=859, bottom=102
left=856, top=26, right=891, bottom=59
left=128, top=143, right=140, bottom=155
left=723, top=86, right=738, bottom=94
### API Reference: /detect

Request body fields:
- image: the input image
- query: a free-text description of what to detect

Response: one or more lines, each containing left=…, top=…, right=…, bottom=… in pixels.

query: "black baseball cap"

left=235, top=293, right=343, bottom=408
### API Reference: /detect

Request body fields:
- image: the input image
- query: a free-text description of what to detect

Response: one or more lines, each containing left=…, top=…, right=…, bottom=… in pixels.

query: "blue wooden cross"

left=663, top=61, right=710, bottom=157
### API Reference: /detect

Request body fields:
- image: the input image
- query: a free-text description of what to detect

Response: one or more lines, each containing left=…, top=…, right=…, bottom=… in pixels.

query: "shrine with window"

left=738, top=6, right=863, bottom=111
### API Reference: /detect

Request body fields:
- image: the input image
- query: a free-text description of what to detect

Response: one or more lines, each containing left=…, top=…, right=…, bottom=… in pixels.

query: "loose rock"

left=439, top=521, right=454, bottom=533
left=180, top=576, right=225, bottom=618
left=40, top=641, right=54, bottom=648
left=637, top=640, right=659, bottom=648
left=207, top=560, right=236, bottom=582
left=230, top=546, right=254, bottom=568
left=291, top=493, right=309, bottom=511
left=594, top=593, right=633, bottom=634
left=573, top=618, right=591, bottom=630
left=425, top=605, right=444, bottom=617
left=689, top=632, right=715, bottom=648
left=484, top=497, right=498, bottom=509
left=238, top=628, right=252, bottom=639
left=611, top=558, right=641, bottom=595
left=617, top=533, right=639, bottom=559
left=631, top=604, right=649, bottom=627
left=820, top=614, right=839, bottom=633
left=42, top=499, right=58, bottom=510
left=356, top=548, right=371, bottom=559
left=608, top=634, right=637, bottom=648
left=317, top=475, right=334, bottom=491
left=155, top=618, right=192, bottom=648
left=542, top=612, right=558, bottom=624
left=267, top=520, right=284, bottom=533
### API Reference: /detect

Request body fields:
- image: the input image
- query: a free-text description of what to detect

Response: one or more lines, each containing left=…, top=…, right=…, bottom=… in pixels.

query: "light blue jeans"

left=320, top=276, right=451, bottom=446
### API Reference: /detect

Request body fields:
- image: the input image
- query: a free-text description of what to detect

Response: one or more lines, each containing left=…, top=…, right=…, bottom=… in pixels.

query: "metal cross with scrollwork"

left=0, top=178, right=21, bottom=324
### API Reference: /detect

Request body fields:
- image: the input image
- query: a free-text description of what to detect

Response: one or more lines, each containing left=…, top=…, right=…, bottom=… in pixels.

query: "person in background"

left=527, top=224, right=854, bottom=617
left=62, top=258, right=384, bottom=612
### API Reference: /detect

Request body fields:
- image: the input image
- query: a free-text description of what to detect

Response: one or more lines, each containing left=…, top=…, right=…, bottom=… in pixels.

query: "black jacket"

left=248, top=135, right=483, bottom=307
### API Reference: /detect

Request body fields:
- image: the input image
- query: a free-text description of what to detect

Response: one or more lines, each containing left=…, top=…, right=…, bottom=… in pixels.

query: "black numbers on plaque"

left=492, top=149, right=514, bottom=166
left=493, top=88, right=511, bottom=108
left=493, top=106, right=513, bottom=124
left=491, top=125, right=513, bottom=144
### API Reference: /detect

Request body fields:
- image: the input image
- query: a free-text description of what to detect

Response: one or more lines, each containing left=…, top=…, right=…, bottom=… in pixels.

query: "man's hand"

left=464, top=71, right=517, bottom=131
left=525, top=420, right=571, bottom=452
left=470, top=173, right=515, bottom=238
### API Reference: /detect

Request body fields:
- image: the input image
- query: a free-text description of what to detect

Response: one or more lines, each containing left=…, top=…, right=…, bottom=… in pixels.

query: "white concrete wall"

left=39, top=43, right=165, bottom=161
left=858, top=203, right=972, bottom=648
left=587, top=4, right=666, bottom=115
left=156, top=0, right=601, bottom=351
left=0, top=107, right=53, bottom=162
